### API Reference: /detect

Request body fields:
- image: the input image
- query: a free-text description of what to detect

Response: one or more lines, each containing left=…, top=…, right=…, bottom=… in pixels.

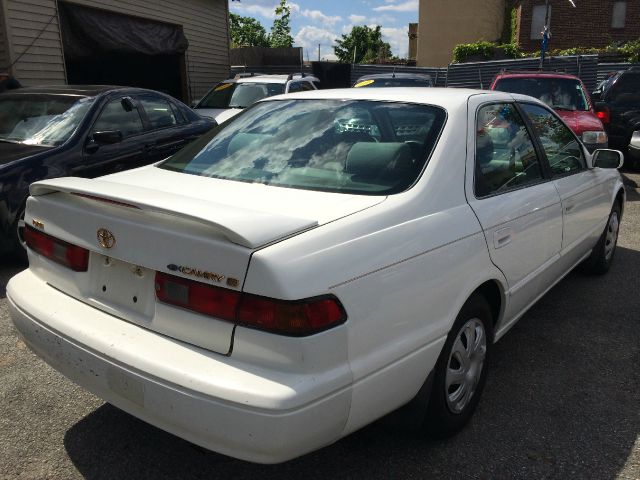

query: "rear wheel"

left=424, top=294, right=492, bottom=438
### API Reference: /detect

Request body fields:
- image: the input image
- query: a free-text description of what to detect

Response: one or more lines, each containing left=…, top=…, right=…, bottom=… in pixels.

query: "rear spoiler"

left=30, top=177, right=318, bottom=249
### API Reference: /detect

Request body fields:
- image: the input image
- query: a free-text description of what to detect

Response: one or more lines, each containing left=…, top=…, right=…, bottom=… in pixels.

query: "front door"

left=519, top=102, right=611, bottom=267
left=466, top=99, right=563, bottom=321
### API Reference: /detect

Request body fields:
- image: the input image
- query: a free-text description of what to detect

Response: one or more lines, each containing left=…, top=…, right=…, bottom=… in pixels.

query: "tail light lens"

left=596, top=106, right=610, bottom=124
left=155, top=272, right=347, bottom=336
left=24, top=226, right=89, bottom=272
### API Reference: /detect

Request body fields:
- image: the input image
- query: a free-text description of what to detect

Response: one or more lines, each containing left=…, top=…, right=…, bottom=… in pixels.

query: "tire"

left=10, top=207, right=28, bottom=264
left=581, top=203, right=621, bottom=275
left=423, top=294, right=493, bottom=438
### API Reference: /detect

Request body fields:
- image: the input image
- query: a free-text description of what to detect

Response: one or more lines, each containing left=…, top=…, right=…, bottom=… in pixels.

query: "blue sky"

left=229, top=0, right=419, bottom=60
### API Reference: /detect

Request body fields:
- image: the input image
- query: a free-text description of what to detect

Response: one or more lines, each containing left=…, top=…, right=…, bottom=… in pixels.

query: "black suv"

left=592, top=67, right=640, bottom=168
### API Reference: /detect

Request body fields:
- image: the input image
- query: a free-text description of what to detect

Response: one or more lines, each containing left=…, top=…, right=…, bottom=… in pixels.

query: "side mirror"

left=92, top=130, right=123, bottom=145
left=592, top=149, right=624, bottom=169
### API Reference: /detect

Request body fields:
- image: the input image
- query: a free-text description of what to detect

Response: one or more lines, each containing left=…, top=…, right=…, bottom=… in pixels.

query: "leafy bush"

left=453, top=41, right=522, bottom=63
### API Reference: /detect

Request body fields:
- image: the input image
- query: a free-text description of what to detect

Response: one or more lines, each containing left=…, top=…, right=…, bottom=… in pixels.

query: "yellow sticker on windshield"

left=214, top=83, right=234, bottom=91
left=354, top=79, right=375, bottom=87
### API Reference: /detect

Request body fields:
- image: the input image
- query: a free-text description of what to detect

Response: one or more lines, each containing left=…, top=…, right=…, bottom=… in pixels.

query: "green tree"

left=269, top=0, right=294, bottom=48
left=334, top=25, right=392, bottom=64
left=229, top=13, right=269, bottom=48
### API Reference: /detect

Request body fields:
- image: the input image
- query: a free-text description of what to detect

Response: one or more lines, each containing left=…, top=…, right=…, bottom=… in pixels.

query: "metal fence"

left=229, top=57, right=638, bottom=94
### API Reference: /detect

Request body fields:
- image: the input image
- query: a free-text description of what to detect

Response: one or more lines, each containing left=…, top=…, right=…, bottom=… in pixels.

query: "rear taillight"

left=155, top=272, right=347, bottom=336
left=24, top=226, right=89, bottom=272
left=596, top=106, right=610, bottom=124
left=155, top=272, right=240, bottom=321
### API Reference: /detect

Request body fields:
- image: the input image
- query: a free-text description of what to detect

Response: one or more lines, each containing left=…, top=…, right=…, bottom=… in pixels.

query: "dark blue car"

left=0, top=85, right=215, bottom=258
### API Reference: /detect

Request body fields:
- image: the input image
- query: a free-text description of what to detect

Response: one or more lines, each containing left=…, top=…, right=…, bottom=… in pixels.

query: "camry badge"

left=97, top=228, right=116, bottom=249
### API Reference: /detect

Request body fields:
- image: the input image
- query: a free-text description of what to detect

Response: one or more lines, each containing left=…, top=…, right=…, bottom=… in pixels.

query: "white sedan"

left=8, top=88, right=625, bottom=463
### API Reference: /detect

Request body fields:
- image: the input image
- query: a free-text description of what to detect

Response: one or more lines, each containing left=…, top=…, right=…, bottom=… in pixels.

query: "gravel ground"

left=0, top=171, right=639, bottom=480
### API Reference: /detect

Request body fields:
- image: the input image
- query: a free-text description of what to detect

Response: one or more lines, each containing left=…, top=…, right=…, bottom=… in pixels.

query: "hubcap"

left=604, top=212, right=619, bottom=261
left=445, top=318, right=487, bottom=414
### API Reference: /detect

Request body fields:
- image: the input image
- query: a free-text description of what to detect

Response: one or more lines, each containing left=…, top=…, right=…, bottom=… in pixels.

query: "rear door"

left=466, top=98, right=563, bottom=318
left=519, top=102, right=611, bottom=265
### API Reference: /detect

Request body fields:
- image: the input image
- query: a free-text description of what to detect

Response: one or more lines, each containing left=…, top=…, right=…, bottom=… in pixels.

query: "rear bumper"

left=7, top=270, right=352, bottom=464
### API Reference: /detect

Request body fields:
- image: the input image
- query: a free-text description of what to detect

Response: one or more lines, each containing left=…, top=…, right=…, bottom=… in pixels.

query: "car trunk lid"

left=26, top=172, right=384, bottom=354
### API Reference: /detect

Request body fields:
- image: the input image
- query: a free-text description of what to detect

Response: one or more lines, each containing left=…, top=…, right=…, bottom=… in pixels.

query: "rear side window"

left=139, top=97, right=178, bottom=130
left=475, top=103, right=543, bottom=197
left=520, top=103, right=586, bottom=176
left=609, top=73, right=640, bottom=106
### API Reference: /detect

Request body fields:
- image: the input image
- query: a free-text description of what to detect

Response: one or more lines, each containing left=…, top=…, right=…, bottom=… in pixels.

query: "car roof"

left=357, top=73, right=432, bottom=81
left=0, top=85, right=165, bottom=97
left=262, top=87, right=513, bottom=109
left=494, top=71, right=581, bottom=81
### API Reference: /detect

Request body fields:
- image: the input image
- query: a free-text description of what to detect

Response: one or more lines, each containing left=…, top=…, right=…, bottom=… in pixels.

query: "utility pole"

left=540, top=0, right=577, bottom=68
left=318, top=43, right=321, bottom=61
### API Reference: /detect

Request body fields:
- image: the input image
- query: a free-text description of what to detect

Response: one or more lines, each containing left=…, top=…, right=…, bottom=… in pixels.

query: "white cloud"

left=373, top=0, right=418, bottom=12
left=230, top=2, right=278, bottom=19
left=300, top=9, right=341, bottom=26
left=349, top=14, right=367, bottom=23
left=294, top=26, right=339, bottom=60
left=381, top=26, right=409, bottom=57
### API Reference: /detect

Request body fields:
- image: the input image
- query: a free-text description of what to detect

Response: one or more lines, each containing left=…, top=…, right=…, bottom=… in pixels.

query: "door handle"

left=493, top=227, right=513, bottom=249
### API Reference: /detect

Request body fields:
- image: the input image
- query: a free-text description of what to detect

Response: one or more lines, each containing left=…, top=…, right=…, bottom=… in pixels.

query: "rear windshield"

left=355, top=78, right=432, bottom=88
left=160, top=99, right=446, bottom=195
left=494, top=77, right=589, bottom=111
left=608, top=73, right=640, bottom=106
left=196, top=82, right=286, bottom=109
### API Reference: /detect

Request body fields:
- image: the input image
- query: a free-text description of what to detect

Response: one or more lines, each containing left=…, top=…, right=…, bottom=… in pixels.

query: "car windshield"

left=197, top=82, right=286, bottom=109
left=494, top=77, right=589, bottom=111
left=0, top=94, right=94, bottom=146
left=160, top=99, right=446, bottom=195
left=355, top=78, right=432, bottom=88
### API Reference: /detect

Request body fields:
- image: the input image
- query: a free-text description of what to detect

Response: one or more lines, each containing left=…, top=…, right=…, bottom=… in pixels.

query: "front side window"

left=493, top=77, right=589, bottom=111
left=520, top=103, right=586, bottom=176
left=0, top=94, right=94, bottom=146
left=139, top=97, right=178, bottom=130
left=475, top=103, right=543, bottom=197
left=92, top=98, right=144, bottom=137
left=160, top=99, right=446, bottom=195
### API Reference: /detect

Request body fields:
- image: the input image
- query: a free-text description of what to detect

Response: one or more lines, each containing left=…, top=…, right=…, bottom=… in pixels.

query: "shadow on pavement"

left=0, top=256, right=27, bottom=299
left=61, top=245, right=639, bottom=479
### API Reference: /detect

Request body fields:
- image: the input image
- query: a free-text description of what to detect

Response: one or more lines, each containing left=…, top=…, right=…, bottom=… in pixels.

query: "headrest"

left=346, top=142, right=412, bottom=180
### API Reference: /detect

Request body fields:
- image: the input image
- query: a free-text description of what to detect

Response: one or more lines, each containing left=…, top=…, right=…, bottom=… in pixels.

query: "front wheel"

left=423, top=294, right=493, bottom=438
left=581, top=203, right=621, bottom=275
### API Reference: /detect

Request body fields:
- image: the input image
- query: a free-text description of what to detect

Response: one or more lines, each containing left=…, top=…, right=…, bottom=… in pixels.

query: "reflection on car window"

left=160, top=99, right=446, bottom=195
left=228, top=83, right=285, bottom=108
left=493, top=77, right=589, bottom=111
left=520, top=103, right=586, bottom=176
left=92, top=99, right=144, bottom=137
left=475, top=103, right=543, bottom=197
left=140, top=97, right=178, bottom=130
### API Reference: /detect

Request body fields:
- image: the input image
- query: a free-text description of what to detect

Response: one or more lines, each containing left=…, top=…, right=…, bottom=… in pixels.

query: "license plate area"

left=89, top=254, right=154, bottom=319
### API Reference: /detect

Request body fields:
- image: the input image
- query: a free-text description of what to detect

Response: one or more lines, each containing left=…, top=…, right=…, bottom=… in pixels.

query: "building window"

left=612, top=1, right=626, bottom=29
left=530, top=5, right=550, bottom=40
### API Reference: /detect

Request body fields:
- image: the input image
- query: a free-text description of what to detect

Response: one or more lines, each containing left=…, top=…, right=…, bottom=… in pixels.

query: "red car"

left=491, top=72, right=607, bottom=152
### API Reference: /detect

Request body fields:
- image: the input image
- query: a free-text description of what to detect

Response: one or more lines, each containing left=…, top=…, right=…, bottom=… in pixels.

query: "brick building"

left=515, top=0, right=640, bottom=53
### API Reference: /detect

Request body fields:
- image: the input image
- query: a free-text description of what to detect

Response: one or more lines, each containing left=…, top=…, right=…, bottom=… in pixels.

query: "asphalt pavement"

left=1, top=172, right=639, bottom=480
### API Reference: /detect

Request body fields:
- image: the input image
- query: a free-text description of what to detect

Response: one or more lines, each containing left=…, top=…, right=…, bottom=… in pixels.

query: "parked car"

left=591, top=67, right=640, bottom=168
left=0, top=85, right=215, bottom=257
left=8, top=88, right=624, bottom=464
left=193, top=73, right=320, bottom=124
left=491, top=72, right=608, bottom=152
left=353, top=72, right=433, bottom=88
